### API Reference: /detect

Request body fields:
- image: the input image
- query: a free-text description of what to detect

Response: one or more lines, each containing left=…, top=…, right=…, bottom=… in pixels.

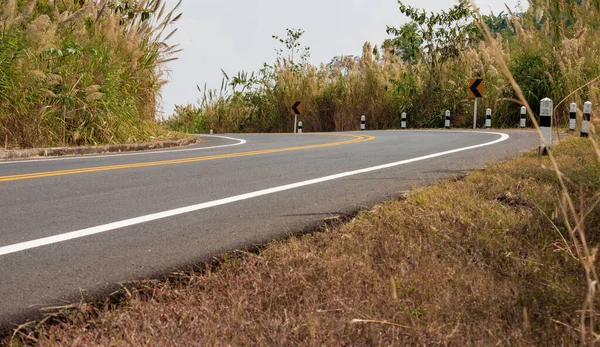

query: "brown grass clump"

left=7, top=132, right=599, bottom=346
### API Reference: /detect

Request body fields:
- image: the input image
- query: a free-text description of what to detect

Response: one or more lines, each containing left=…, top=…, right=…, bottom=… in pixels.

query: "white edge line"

left=0, top=135, right=247, bottom=165
left=0, top=131, right=509, bottom=257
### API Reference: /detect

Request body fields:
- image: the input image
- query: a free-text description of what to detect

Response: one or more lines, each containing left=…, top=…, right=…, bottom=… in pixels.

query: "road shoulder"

left=0, top=136, right=201, bottom=160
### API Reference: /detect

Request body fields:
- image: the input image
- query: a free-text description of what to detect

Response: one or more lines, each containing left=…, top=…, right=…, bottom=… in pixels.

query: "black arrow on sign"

left=291, top=101, right=302, bottom=115
left=470, top=79, right=483, bottom=98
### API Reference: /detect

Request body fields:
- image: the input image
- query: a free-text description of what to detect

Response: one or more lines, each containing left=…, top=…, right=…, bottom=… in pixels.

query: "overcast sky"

left=159, top=0, right=524, bottom=116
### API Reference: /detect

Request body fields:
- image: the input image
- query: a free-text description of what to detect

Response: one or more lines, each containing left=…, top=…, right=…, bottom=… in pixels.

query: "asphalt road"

left=0, top=130, right=540, bottom=329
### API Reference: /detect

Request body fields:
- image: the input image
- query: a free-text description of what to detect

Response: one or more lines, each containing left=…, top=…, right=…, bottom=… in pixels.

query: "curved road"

left=0, top=130, right=539, bottom=329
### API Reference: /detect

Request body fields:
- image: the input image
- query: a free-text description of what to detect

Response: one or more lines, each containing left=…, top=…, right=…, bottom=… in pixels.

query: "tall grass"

left=166, top=0, right=600, bottom=134
left=472, top=0, right=600, bottom=343
left=0, top=0, right=181, bottom=148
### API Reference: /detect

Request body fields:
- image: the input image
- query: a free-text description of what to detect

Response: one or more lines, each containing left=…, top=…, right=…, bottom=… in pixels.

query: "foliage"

left=166, top=0, right=600, bottom=132
left=482, top=11, right=512, bottom=36
left=510, top=51, right=554, bottom=116
left=386, top=0, right=479, bottom=71
left=0, top=0, right=181, bottom=148
left=503, top=0, right=600, bottom=124
left=272, top=28, right=311, bottom=70
left=383, top=22, right=422, bottom=62
left=164, top=104, right=206, bottom=134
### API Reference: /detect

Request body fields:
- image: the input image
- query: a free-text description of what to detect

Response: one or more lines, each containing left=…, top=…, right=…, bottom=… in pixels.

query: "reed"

left=0, top=0, right=182, bottom=148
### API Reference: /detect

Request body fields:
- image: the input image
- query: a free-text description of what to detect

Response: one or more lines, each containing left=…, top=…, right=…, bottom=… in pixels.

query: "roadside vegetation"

left=165, top=0, right=600, bottom=134
left=0, top=0, right=182, bottom=148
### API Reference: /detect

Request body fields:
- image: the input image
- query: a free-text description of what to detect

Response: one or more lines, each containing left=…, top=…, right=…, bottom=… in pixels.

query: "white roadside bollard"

left=361, top=115, right=366, bottom=131
left=582, top=101, right=592, bottom=138
left=298, top=121, right=303, bottom=134
left=539, top=98, right=553, bottom=156
left=445, top=110, right=450, bottom=129
left=485, top=108, right=492, bottom=128
left=520, top=106, right=527, bottom=128
left=569, top=102, right=577, bottom=132
left=401, top=112, right=407, bottom=129
left=210, top=129, right=213, bottom=135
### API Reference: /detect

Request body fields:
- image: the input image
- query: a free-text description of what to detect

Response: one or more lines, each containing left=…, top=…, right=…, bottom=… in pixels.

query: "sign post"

left=473, top=98, right=478, bottom=129
left=469, top=78, right=484, bottom=129
left=290, top=101, right=302, bottom=133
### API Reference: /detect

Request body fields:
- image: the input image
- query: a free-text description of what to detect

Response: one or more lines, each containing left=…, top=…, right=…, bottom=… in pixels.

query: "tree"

left=386, top=0, right=479, bottom=74
left=384, top=22, right=423, bottom=62
left=482, top=11, right=513, bottom=36
left=385, top=0, right=480, bottom=127
left=272, top=28, right=311, bottom=70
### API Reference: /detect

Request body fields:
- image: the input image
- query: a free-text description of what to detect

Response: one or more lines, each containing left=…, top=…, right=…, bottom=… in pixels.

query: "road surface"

left=0, top=130, right=539, bottom=329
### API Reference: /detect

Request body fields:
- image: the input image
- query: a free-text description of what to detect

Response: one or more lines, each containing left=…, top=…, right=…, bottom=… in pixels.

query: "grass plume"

left=0, top=0, right=182, bottom=148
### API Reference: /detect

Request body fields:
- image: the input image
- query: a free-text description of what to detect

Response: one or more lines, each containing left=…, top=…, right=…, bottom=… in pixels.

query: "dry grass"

left=0, top=0, right=182, bottom=148
left=472, top=1, right=600, bottom=343
left=5, top=128, right=599, bottom=346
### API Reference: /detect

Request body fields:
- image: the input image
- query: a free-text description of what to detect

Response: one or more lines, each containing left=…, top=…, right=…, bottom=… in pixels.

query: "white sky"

left=159, top=0, right=524, bottom=116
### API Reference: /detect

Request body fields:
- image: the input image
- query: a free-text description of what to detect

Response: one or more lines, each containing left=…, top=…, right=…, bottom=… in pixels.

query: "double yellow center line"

left=0, top=134, right=375, bottom=183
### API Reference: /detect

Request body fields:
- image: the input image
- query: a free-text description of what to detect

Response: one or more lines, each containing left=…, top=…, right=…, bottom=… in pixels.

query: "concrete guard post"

left=582, top=101, right=592, bottom=138
left=539, top=98, right=553, bottom=156
left=520, top=106, right=527, bottom=128
left=401, top=112, right=407, bottom=129
left=485, top=108, right=492, bottom=128
left=445, top=110, right=451, bottom=129
left=361, top=115, right=366, bottom=131
left=569, top=103, right=577, bottom=132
